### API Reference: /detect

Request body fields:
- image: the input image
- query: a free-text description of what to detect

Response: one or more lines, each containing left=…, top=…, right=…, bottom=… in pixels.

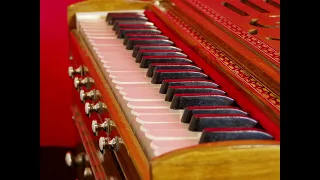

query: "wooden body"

left=67, top=0, right=280, bottom=179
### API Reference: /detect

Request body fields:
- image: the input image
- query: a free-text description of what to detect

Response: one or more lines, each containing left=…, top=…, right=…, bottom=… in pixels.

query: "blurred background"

left=40, top=0, right=81, bottom=179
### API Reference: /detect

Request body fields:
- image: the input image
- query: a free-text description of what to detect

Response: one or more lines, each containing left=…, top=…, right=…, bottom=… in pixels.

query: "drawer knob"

left=74, top=77, right=95, bottom=90
left=85, top=101, right=108, bottom=117
left=68, top=65, right=89, bottom=79
left=91, top=118, right=115, bottom=136
left=80, top=89, right=102, bottom=103
left=99, top=136, right=123, bottom=154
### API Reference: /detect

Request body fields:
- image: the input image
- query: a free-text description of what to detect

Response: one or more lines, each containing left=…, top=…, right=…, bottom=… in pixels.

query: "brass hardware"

left=68, top=65, right=89, bottom=79
left=85, top=101, right=108, bottom=117
left=91, top=118, right=116, bottom=136
left=74, top=77, right=95, bottom=90
left=80, top=89, right=102, bottom=103
left=99, top=136, right=123, bottom=154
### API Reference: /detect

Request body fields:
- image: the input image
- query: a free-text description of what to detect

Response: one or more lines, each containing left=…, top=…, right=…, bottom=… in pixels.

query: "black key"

left=106, top=13, right=144, bottom=22
left=116, top=23, right=156, bottom=30
left=124, top=34, right=168, bottom=45
left=165, top=86, right=225, bottom=101
left=146, top=63, right=199, bottom=77
left=113, top=20, right=152, bottom=30
left=181, top=106, right=248, bottom=123
left=133, top=45, right=181, bottom=57
left=170, top=93, right=234, bottom=109
left=116, top=25, right=157, bottom=35
left=151, top=70, right=208, bottom=84
left=160, top=79, right=219, bottom=94
left=126, top=38, right=172, bottom=49
left=108, top=15, right=148, bottom=25
left=140, top=57, right=192, bottom=68
left=199, top=127, right=274, bottom=143
left=188, top=114, right=258, bottom=132
left=118, top=29, right=161, bottom=39
left=136, top=50, right=186, bottom=63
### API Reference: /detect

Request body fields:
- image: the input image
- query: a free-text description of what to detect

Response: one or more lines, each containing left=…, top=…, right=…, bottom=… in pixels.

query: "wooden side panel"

left=151, top=140, right=280, bottom=180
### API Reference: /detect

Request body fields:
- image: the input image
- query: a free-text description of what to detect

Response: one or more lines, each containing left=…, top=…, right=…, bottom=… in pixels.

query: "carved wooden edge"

left=70, top=31, right=150, bottom=180
left=151, top=140, right=280, bottom=180
left=67, top=0, right=150, bottom=30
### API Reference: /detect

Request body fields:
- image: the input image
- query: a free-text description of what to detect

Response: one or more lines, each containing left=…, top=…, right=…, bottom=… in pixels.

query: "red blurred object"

left=40, top=0, right=82, bottom=147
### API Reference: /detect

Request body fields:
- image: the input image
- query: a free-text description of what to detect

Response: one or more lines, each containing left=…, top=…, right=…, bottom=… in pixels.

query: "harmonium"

left=66, top=0, right=280, bottom=179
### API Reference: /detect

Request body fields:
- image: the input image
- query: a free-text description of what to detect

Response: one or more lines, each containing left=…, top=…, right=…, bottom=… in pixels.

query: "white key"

left=140, top=123, right=188, bottom=132
left=89, top=38, right=122, bottom=45
left=102, top=61, right=138, bottom=67
left=90, top=39, right=123, bottom=45
left=86, top=33, right=117, bottom=38
left=79, top=20, right=106, bottom=24
left=112, top=78, right=150, bottom=84
left=119, top=87, right=157, bottom=95
left=150, top=139, right=198, bottom=149
left=99, top=54, right=133, bottom=60
left=115, top=84, right=160, bottom=90
left=136, top=114, right=182, bottom=124
left=80, top=25, right=111, bottom=30
left=106, top=67, right=147, bottom=73
left=123, top=93, right=164, bottom=102
left=145, top=129, right=201, bottom=140
left=127, top=101, right=170, bottom=109
left=131, top=108, right=183, bottom=116
left=82, top=29, right=114, bottom=33
left=109, top=72, right=146, bottom=78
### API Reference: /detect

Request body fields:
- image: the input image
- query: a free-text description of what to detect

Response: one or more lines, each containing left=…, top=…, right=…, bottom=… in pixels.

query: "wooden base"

left=151, top=140, right=280, bottom=180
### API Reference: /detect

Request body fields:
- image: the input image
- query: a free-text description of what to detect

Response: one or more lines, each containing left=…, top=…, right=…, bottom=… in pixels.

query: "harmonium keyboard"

left=66, top=0, right=280, bottom=179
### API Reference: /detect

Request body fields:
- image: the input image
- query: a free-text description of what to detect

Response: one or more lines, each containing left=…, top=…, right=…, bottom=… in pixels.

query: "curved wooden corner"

left=67, top=0, right=150, bottom=30
left=151, top=140, right=280, bottom=180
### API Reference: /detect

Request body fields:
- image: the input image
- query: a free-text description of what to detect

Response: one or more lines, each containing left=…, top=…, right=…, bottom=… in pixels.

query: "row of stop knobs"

left=69, top=65, right=123, bottom=154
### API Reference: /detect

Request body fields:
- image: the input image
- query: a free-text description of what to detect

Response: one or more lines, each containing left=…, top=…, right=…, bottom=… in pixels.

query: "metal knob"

left=68, top=65, right=89, bottom=79
left=84, top=167, right=93, bottom=178
left=65, top=151, right=85, bottom=167
left=85, top=101, right=108, bottom=117
left=99, top=136, right=123, bottom=154
left=91, top=118, right=115, bottom=136
left=80, top=89, right=102, bottom=103
left=68, top=66, right=79, bottom=79
left=74, top=77, right=95, bottom=90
